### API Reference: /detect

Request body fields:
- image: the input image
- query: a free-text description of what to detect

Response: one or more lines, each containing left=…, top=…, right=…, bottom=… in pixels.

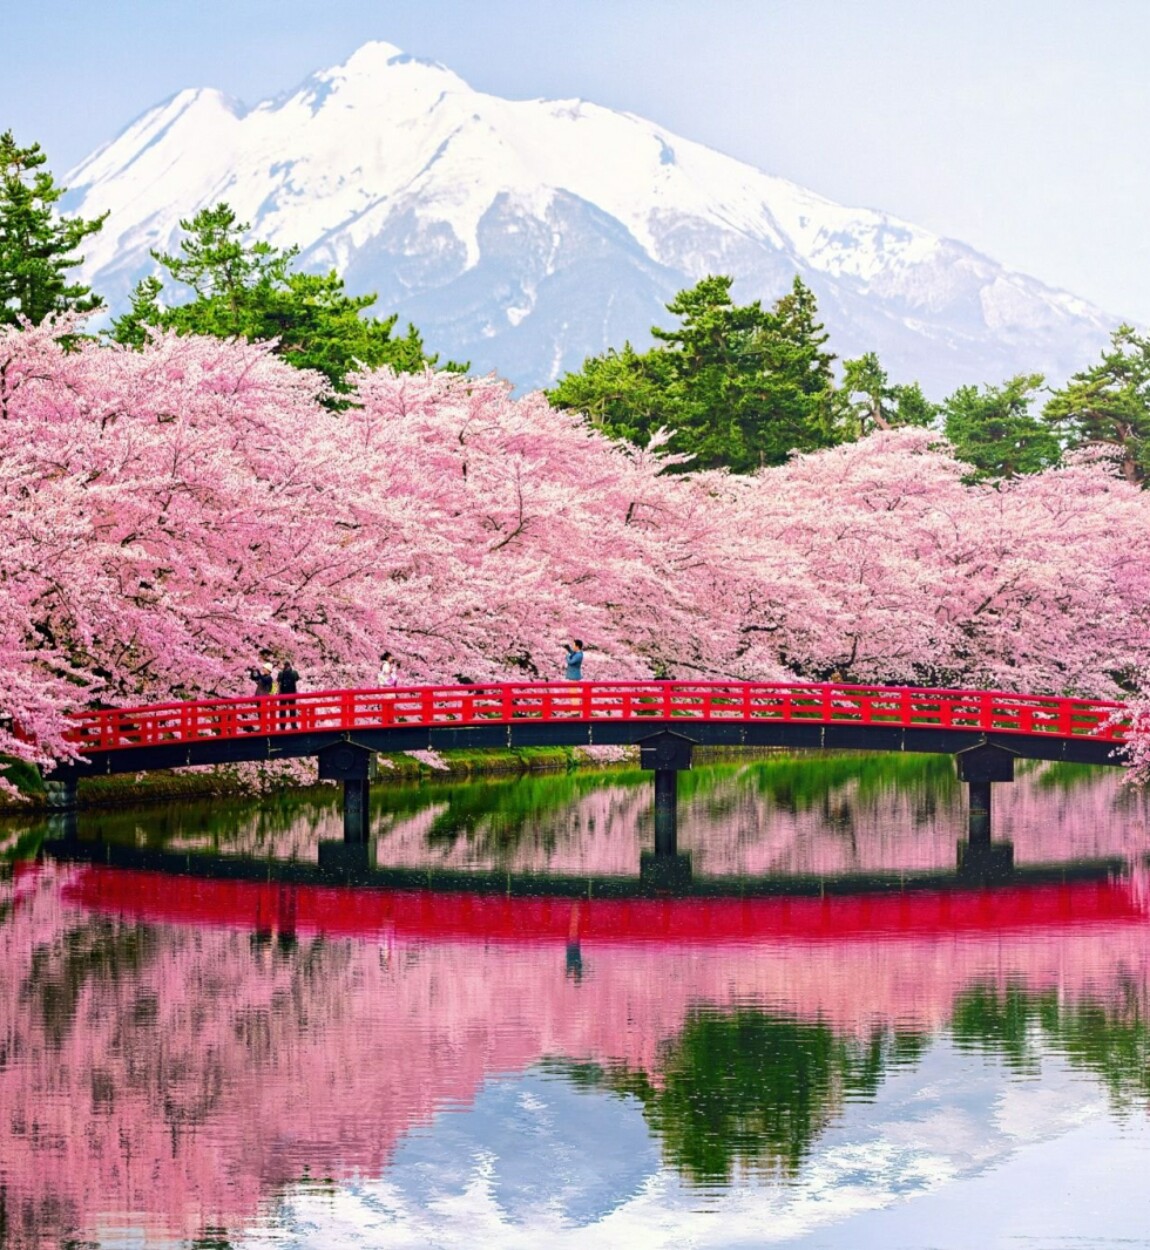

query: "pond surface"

left=4, top=754, right=1150, bottom=1247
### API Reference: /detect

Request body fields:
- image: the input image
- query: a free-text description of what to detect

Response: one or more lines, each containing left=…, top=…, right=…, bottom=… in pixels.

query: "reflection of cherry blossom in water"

left=91, top=760, right=1150, bottom=879
left=681, top=760, right=1150, bottom=876
left=4, top=861, right=1150, bottom=1243
left=373, top=782, right=653, bottom=876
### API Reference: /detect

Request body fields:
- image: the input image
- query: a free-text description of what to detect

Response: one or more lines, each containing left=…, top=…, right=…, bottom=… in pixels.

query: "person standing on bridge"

left=243, top=654, right=276, bottom=734
left=378, top=651, right=400, bottom=687
left=248, top=656, right=275, bottom=696
left=277, top=657, right=300, bottom=729
left=564, top=640, right=584, bottom=681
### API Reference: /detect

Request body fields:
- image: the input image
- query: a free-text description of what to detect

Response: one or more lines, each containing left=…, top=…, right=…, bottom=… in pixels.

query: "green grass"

left=0, top=756, right=45, bottom=798
left=0, top=744, right=637, bottom=812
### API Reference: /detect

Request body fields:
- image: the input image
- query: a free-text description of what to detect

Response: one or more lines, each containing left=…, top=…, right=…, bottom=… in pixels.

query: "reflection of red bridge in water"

left=7, top=860, right=1150, bottom=1244
left=67, top=865, right=1150, bottom=946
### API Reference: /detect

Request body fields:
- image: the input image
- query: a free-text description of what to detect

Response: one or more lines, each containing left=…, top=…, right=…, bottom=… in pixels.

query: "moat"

left=3, top=752, right=1150, bottom=1248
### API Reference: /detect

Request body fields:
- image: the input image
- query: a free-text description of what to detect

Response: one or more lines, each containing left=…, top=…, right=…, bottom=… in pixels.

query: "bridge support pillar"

left=47, top=810, right=78, bottom=842
left=42, top=775, right=78, bottom=811
left=341, top=780, right=371, bottom=843
left=318, top=743, right=378, bottom=844
left=640, top=850, right=693, bottom=890
left=41, top=774, right=79, bottom=842
left=955, top=742, right=1016, bottom=879
left=653, top=768, right=678, bottom=855
left=638, top=731, right=695, bottom=890
left=967, top=778, right=993, bottom=848
left=957, top=837, right=1014, bottom=878
left=318, top=837, right=373, bottom=876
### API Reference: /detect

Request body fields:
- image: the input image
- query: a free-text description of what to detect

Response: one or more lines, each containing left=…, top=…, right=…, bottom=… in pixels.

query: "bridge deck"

left=57, top=681, right=1129, bottom=775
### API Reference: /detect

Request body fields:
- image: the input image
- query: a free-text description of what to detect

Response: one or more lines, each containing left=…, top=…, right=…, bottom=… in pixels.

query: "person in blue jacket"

left=564, top=640, right=584, bottom=681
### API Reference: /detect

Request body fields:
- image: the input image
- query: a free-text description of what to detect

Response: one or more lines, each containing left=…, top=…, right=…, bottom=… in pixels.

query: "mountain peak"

left=316, top=40, right=469, bottom=91
left=344, top=38, right=407, bottom=64
left=64, top=43, right=1117, bottom=396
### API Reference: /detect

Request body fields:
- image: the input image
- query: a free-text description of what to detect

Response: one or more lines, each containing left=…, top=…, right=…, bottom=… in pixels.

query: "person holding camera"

left=564, top=640, right=584, bottom=681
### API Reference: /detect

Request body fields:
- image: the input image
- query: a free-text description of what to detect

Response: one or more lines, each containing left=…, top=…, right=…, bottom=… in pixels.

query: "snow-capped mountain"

left=64, top=40, right=1117, bottom=393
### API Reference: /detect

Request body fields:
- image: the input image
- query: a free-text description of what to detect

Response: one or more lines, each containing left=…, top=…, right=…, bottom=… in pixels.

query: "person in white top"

left=378, top=651, right=399, bottom=687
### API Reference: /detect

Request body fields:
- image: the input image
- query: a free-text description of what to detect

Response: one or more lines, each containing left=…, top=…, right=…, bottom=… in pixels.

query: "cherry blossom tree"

left=347, top=369, right=732, bottom=681
left=731, top=429, right=1150, bottom=696
left=0, top=324, right=720, bottom=779
left=0, top=319, right=384, bottom=781
left=5, top=319, right=1150, bottom=784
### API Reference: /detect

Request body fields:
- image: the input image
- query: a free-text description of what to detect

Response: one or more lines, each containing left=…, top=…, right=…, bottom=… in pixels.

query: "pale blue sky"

left=5, top=0, right=1149, bottom=320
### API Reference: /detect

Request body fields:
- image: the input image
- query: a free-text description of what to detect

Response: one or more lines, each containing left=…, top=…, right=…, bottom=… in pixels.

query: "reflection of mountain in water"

left=5, top=858, right=1150, bottom=1243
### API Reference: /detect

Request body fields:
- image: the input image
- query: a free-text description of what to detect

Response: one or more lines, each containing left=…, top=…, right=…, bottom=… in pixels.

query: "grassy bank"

left=0, top=744, right=636, bottom=813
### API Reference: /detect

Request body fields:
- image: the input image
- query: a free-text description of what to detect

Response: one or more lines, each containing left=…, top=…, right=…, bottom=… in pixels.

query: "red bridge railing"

left=63, top=681, right=1128, bottom=755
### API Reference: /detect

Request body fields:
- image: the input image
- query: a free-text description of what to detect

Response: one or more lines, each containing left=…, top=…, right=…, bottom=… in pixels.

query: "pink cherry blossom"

left=4, top=322, right=1150, bottom=785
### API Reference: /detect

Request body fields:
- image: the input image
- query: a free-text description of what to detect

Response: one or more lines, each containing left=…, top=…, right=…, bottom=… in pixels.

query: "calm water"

left=4, top=754, right=1150, bottom=1248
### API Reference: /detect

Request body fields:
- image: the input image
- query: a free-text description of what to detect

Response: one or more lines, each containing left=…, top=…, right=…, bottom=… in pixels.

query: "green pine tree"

left=841, top=351, right=937, bottom=437
left=1044, top=325, right=1150, bottom=484
left=550, top=274, right=841, bottom=472
left=0, top=131, right=106, bottom=326
left=112, top=203, right=463, bottom=391
left=943, top=373, right=1060, bottom=480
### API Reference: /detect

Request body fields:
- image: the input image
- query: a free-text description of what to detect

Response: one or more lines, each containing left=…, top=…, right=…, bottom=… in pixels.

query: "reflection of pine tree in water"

left=581, top=1010, right=928, bottom=1184
left=190, top=1230, right=234, bottom=1250
left=569, top=982, right=1150, bottom=1184
left=951, top=978, right=1150, bottom=1112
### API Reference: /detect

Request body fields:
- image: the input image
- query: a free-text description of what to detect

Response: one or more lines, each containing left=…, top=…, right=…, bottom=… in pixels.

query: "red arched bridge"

left=59, top=680, right=1127, bottom=776
left=46, top=680, right=1131, bottom=878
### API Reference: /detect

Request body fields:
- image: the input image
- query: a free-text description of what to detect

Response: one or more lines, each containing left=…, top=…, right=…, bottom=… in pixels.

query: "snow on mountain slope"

left=64, top=40, right=1118, bottom=393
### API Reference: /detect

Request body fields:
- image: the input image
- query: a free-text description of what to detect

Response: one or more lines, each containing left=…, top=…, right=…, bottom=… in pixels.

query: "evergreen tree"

left=112, top=203, right=461, bottom=390
left=841, top=351, right=937, bottom=437
left=1044, top=325, right=1150, bottom=484
left=0, top=131, right=106, bottom=326
left=943, top=373, right=1060, bottom=480
left=541, top=342, right=674, bottom=445
left=549, top=275, right=841, bottom=472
